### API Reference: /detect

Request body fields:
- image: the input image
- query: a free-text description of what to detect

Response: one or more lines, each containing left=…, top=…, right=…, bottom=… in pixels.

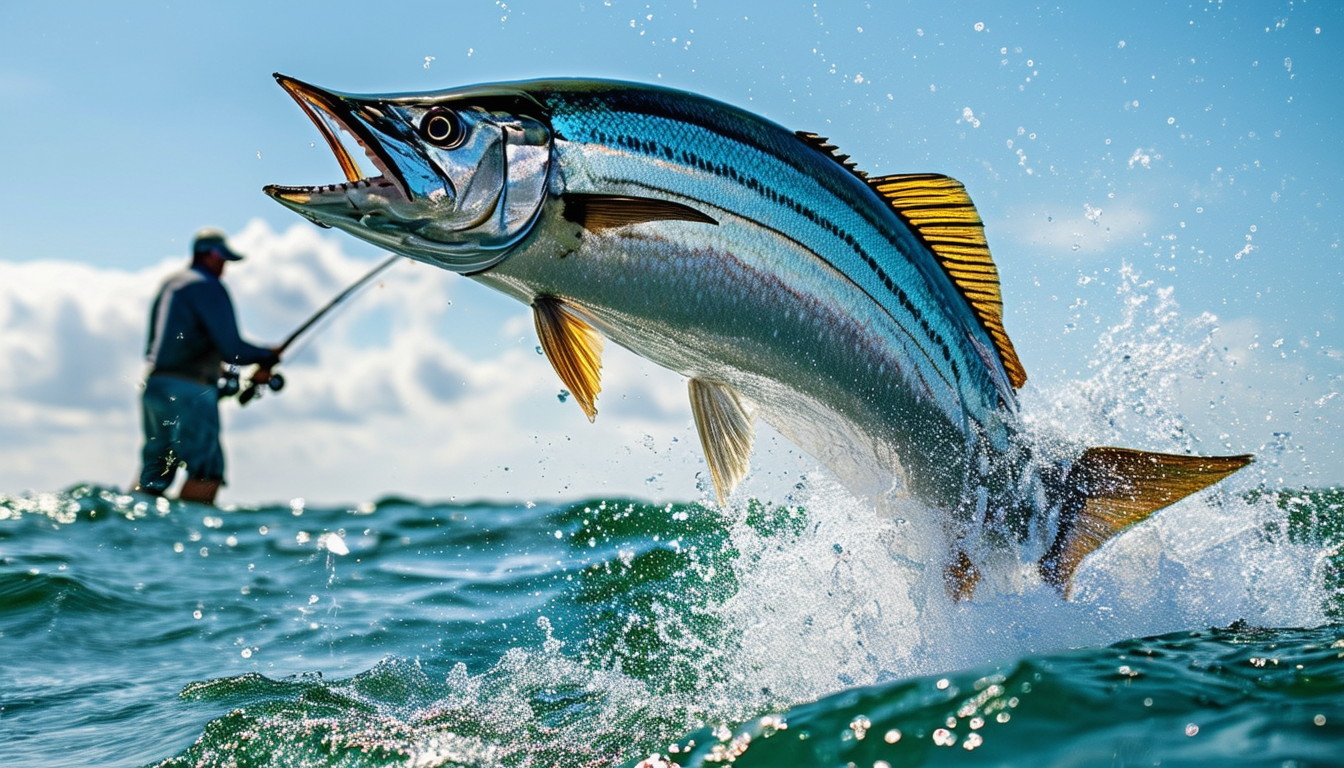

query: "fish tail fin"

left=1039, top=447, right=1252, bottom=597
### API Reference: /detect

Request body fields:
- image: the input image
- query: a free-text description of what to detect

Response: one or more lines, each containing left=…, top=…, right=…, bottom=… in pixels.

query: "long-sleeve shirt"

left=145, top=265, right=273, bottom=383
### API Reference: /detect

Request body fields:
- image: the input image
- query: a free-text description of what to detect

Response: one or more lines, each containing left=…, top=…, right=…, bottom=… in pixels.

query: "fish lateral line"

left=262, top=76, right=1257, bottom=603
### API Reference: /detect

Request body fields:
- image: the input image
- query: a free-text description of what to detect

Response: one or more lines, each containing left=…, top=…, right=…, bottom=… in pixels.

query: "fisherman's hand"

left=251, top=366, right=272, bottom=385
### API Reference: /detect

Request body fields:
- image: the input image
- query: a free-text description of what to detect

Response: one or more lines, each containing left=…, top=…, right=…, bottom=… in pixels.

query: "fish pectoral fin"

left=562, top=193, right=717, bottom=231
left=688, top=379, right=755, bottom=506
left=533, top=297, right=604, bottom=422
left=1039, top=447, right=1253, bottom=598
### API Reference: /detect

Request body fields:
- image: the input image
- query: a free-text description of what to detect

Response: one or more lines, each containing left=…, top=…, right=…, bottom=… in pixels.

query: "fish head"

left=264, top=75, right=552, bottom=273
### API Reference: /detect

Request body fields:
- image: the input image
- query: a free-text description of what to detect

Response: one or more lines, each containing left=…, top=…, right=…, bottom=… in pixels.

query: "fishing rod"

left=228, top=253, right=401, bottom=406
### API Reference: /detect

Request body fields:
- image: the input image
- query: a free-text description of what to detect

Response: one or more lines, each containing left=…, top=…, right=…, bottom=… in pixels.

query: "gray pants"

left=138, top=374, right=224, bottom=494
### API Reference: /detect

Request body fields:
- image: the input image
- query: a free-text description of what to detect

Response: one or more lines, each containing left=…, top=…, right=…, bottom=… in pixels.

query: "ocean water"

left=1, top=480, right=1341, bottom=767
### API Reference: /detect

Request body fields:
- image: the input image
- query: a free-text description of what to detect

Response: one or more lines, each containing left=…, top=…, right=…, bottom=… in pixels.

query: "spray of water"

left=145, top=271, right=1334, bottom=767
left=701, top=266, right=1327, bottom=718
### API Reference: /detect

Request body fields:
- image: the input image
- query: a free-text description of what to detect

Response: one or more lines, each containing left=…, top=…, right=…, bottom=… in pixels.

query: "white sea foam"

left=703, top=270, right=1330, bottom=711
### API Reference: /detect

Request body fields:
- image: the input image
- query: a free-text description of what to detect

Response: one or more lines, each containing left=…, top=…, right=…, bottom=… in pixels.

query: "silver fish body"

left=266, top=76, right=1250, bottom=597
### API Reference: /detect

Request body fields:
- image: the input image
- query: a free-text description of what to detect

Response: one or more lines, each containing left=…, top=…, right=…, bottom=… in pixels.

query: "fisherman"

left=133, top=228, right=278, bottom=505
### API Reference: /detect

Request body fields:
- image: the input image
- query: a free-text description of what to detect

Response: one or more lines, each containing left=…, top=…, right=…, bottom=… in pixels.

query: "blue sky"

left=1, top=1, right=1341, bottom=502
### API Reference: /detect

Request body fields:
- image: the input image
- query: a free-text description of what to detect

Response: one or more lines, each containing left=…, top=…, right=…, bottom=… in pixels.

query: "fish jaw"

left=263, top=74, right=553, bottom=273
left=265, top=75, right=415, bottom=209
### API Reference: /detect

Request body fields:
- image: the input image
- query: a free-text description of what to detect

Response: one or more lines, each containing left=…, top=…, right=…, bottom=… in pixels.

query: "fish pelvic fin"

left=944, top=549, right=981, bottom=603
left=533, top=297, right=604, bottom=422
left=1039, top=447, right=1253, bottom=597
left=562, top=193, right=718, bottom=231
left=688, top=379, right=755, bottom=506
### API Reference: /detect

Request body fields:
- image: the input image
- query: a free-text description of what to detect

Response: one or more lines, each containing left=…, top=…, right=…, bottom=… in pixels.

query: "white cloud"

left=4, top=221, right=1336, bottom=505
left=0, top=220, right=729, bottom=505
left=991, top=201, right=1150, bottom=257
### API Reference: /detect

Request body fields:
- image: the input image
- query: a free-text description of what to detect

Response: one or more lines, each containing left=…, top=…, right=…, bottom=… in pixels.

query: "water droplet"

left=320, top=532, right=349, bottom=556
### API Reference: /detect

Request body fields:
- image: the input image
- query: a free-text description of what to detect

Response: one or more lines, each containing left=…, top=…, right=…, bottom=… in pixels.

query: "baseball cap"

left=192, top=227, right=244, bottom=261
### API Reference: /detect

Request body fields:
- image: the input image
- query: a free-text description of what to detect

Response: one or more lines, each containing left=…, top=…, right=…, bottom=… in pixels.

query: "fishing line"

left=231, top=253, right=402, bottom=405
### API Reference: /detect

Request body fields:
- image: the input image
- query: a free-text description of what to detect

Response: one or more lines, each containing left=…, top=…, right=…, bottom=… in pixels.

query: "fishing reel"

left=218, top=367, right=242, bottom=397
left=238, top=370, right=285, bottom=406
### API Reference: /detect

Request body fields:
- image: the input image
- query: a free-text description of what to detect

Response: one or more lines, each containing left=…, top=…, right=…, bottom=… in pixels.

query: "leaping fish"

left=264, top=75, right=1251, bottom=599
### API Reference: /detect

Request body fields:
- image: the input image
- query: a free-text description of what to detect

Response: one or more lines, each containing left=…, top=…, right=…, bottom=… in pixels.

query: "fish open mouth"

left=264, top=74, right=411, bottom=206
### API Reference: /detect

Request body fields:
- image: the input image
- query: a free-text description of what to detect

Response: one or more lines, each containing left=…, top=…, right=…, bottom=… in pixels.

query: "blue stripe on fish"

left=264, top=75, right=1254, bottom=601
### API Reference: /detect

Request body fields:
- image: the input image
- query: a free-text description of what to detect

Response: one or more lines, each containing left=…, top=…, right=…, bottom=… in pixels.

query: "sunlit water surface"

left=1, top=478, right=1341, bottom=767
left=4, top=282, right=1343, bottom=767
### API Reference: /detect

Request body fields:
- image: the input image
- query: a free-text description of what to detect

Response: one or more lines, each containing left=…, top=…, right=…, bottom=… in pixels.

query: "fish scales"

left=524, top=87, right=1009, bottom=496
left=545, top=89, right=1004, bottom=410
left=265, top=76, right=1253, bottom=599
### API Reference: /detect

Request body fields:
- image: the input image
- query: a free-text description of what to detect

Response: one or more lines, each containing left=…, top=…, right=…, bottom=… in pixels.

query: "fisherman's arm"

left=194, top=281, right=279, bottom=368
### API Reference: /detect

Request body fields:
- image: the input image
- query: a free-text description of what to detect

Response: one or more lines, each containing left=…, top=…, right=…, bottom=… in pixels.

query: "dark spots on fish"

left=597, top=126, right=962, bottom=382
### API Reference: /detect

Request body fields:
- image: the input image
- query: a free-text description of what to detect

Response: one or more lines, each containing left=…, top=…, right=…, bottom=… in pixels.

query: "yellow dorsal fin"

left=533, top=297, right=604, bottom=422
left=867, top=173, right=1027, bottom=389
left=688, top=378, right=756, bottom=506
left=1039, top=447, right=1253, bottom=597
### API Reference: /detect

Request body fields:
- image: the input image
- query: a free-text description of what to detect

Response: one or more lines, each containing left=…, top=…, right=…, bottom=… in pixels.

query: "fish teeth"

left=306, top=176, right=388, bottom=194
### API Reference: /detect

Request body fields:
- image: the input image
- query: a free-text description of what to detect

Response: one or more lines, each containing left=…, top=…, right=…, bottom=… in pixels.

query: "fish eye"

left=420, top=108, right=464, bottom=148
